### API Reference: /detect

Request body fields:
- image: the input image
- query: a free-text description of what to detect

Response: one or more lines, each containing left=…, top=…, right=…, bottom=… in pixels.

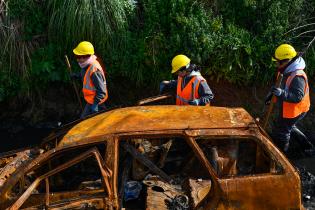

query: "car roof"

left=58, top=105, right=256, bottom=147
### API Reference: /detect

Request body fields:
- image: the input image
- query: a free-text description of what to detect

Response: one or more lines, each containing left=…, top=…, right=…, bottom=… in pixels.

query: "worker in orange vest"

left=160, top=54, right=213, bottom=105
left=266, top=44, right=310, bottom=153
left=73, top=41, right=108, bottom=118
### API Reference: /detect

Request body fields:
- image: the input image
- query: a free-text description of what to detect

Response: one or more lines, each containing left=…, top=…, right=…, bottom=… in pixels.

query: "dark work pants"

left=272, top=112, right=307, bottom=153
left=80, top=103, right=106, bottom=119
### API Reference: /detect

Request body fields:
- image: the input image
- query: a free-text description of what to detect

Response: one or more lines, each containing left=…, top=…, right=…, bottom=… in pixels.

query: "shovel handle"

left=137, top=93, right=173, bottom=105
left=65, top=55, right=83, bottom=111
left=262, top=73, right=283, bottom=129
left=65, top=55, right=72, bottom=70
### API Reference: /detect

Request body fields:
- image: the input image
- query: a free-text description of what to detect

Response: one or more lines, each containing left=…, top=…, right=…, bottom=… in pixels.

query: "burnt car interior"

left=118, top=135, right=284, bottom=210
left=196, top=137, right=283, bottom=177
left=119, top=136, right=212, bottom=210
left=8, top=143, right=110, bottom=209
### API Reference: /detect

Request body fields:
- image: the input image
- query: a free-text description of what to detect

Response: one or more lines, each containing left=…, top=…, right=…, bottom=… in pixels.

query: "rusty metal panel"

left=146, top=186, right=169, bottom=210
left=19, top=190, right=104, bottom=208
left=47, top=197, right=105, bottom=210
left=58, top=106, right=255, bottom=147
left=184, top=179, right=211, bottom=208
left=219, top=174, right=302, bottom=209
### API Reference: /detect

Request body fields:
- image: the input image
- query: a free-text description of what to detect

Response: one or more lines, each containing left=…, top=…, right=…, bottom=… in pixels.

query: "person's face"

left=176, top=67, right=189, bottom=77
left=75, top=55, right=90, bottom=63
left=276, top=59, right=290, bottom=69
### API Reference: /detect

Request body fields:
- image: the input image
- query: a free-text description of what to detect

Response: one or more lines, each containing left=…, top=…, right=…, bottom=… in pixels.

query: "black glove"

left=188, top=99, right=200, bottom=106
left=271, top=87, right=284, bottom=97
left=264, top=92, right=272, bottom=105
left=160, top=81, right=172, bottom=94
left=159, top=82, right=166, bottom=94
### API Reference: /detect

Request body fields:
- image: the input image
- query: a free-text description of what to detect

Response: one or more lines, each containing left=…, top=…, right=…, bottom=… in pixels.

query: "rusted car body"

left=0, top=106, right=303, bottom=209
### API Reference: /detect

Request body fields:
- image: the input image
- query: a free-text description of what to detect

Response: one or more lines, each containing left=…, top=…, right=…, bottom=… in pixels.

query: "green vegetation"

left=0, top=0, right=314, bottom=101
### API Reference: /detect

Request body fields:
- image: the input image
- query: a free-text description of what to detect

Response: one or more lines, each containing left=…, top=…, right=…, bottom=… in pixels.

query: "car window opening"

left=11, top=143, right=108, bottom=209
left=119, top=136, right=212, bottom=210
left=196, top=138, right=284, bottom=177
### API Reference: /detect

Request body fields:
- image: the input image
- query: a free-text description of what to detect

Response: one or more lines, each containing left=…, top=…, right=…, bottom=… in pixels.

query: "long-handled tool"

left=137, top=93, right=173, bottom=106
left=261, top=73, right=283, bottom=129
left=65, top=55, right=83, bottom=111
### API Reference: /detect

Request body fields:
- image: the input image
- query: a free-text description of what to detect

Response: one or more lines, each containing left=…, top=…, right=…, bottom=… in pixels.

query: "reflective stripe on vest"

left=282, top=70, right=310, bottom=118
left=82, top=61, right=108, bottom=104
left=176, top=76, right=204, bottom=105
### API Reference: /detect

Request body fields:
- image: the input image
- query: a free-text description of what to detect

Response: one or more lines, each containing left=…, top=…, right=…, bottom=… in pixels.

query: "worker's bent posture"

left=160, top=54, right=214, bottom=106
left=73, top=41, right=108, bottom=118
left=266, top=44, right=310, bottom=153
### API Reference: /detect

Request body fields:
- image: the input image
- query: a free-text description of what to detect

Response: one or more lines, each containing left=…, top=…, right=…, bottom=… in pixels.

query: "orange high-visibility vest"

left=176, top=75, right=206, bottom=105
left=82, top=61, right=108, bottom=104
left=283, top=70, right=310, bottom=118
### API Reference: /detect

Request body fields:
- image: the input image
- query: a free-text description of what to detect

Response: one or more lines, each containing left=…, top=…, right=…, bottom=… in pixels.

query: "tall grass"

left=0, top=1, right=33, bottom=79
left=0, top=0, right=53, bottom=101
left=47, top=0, right=133, bottom=52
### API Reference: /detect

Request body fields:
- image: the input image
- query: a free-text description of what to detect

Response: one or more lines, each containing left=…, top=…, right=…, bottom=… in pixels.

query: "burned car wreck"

left=0, top=106, right=303, bottom=209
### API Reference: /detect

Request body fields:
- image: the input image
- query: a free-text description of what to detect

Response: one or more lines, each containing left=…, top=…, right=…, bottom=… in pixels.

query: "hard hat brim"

left=171, top=68, right=179, bottom=74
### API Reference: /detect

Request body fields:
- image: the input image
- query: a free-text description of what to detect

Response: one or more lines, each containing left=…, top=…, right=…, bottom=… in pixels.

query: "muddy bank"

left=1, top=79, right=314, bottom=131
left=0, top=120, right=57, bottom=152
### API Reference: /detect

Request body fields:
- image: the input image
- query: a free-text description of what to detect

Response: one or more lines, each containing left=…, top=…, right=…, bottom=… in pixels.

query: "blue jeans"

left=271, top=112, right=307, bottom=153
left=80, top=103, right=106, bottom=119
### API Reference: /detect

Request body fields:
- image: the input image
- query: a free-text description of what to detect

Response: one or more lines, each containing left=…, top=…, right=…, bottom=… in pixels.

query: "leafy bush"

left=108, top=0, right=224, bottom=86
left=109, top=0, right=315, bottom=86
left=30, top=43, right=68, bottom=84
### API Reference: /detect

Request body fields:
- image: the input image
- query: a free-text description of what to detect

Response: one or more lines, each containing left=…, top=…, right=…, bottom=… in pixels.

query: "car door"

left=194, top=133, right=302, bottom=210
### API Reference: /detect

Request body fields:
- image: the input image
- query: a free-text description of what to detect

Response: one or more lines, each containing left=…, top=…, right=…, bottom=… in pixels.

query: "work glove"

left=264, top=92, right=273, bottom=105
left=159, top=81, right=169, bottom=94
left=90, top=103, right=98, bottom=113
left=188, top=99, right=200, bottom=106
left=271, top=87, right=284, bottom=97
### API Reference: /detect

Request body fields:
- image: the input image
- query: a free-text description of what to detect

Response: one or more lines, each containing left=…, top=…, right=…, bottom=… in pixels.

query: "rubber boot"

left=292, top=126, right=315, bottom=156
left=292, top=127, right=313, bottom=148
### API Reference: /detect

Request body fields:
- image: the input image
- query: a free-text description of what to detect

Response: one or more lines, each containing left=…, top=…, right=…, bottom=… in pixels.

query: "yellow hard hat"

left=171, top=54, right=191, bottom=73
left=73, top=41, right=95, bottom=55
left=272, top=44, right=297, bottom=61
